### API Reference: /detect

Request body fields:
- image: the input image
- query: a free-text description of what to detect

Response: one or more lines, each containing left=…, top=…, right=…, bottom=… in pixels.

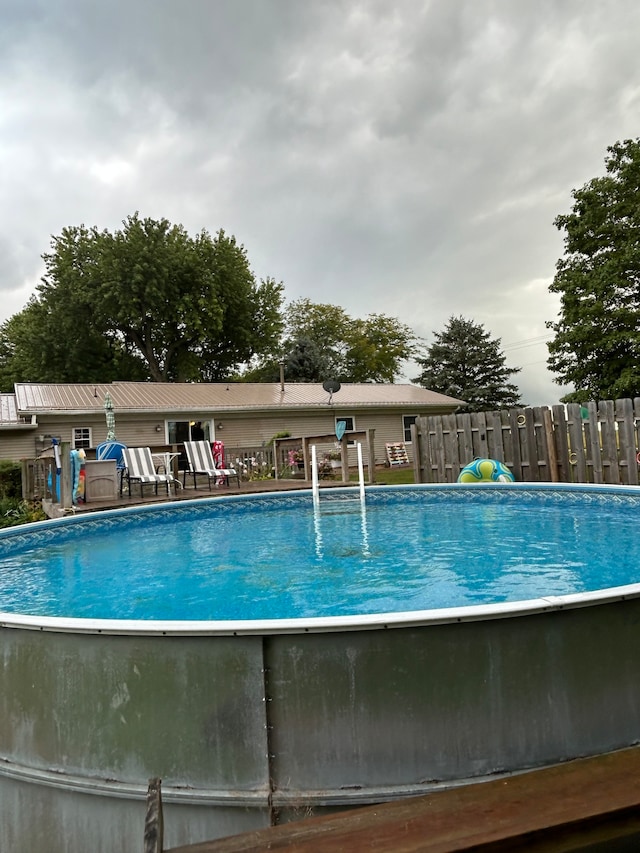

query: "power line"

left=502, top=334, right=552, bottom=351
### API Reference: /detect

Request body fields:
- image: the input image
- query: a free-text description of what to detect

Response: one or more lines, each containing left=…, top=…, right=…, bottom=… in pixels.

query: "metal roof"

left=14, top=382, right=465, bottom=415
left=0, top=394, right=20, bottom=424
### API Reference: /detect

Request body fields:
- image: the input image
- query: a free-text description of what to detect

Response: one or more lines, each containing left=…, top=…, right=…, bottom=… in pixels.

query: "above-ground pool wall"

left=3, top=596, right=640, bottom=851
left=0, top=629, right=273, bottom=852
left=264, top=597, right=640, bottom=814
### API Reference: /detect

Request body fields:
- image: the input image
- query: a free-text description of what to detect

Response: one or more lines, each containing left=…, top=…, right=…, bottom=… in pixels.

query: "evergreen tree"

left=414, top=316, right=522, bottom=412
left=283, top=337, right=331, bottom=382
left=547, top=138, right=640, bottom=402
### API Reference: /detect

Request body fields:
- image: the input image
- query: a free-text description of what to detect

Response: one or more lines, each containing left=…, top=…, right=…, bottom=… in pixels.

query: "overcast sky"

left=1, top=0, right=638, bottom=404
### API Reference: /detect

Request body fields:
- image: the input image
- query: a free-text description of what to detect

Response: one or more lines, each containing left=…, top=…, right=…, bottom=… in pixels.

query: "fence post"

left=144, top=777, right=163, bottom=853
left=21, top=459, right=33, bottom=500
left=60, top=442, right=73, bottom=508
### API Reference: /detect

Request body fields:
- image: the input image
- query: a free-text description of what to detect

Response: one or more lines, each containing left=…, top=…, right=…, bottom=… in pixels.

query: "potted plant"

left=287, top=448, right=305, bottom=471
left=317, top=455, right=333, bottom=479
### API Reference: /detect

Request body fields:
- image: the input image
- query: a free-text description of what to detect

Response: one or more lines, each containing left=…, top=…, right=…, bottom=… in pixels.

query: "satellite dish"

left=322, top=378, right=341, bottom=404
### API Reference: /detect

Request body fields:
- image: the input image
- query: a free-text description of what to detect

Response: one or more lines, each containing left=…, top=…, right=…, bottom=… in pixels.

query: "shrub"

left=0, top=461, right=23, bottom=500
left=0, top=498, right=46, bottom=528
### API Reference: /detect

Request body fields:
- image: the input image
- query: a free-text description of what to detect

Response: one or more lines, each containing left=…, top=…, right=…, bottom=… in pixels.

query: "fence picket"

left=542, top=408, right=559, bottom=482
left=444, top=413, right=461, bottom=477
left=584, top=401, right=602, bottom=483
left=508, top=409, right=523, bottom=480
left=432, top=415, right=447, bottom=482
left=616, top=398, right=637, bottom=485
left=487, top=411, right=505, bottom=460
left=599, top=400, right=619, bottom=484
left=566, top=403, right=587, bottom=483
left=552, top=404, right=570, bottom=482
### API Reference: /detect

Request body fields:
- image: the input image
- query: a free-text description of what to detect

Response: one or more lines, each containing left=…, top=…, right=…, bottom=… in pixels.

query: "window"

left=167, top=420, right=212, bottom=444
left=336, top=416, right=356, bottom=445
left=72, top=427, right=92, bottom=449
left=403, top=415, right=417, bottom=443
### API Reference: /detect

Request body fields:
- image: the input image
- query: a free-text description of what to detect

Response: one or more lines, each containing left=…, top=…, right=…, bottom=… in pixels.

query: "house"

left=0, top=381, right=465, bottom=465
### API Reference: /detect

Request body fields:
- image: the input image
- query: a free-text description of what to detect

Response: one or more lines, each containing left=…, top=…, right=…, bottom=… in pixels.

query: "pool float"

left=457, top=458, right=514, bottom=483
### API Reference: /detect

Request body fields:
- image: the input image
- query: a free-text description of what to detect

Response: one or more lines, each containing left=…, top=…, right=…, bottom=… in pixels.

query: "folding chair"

left=183, top=441, right=240, bottom=489
left=121, top=447, right=176, bottom=497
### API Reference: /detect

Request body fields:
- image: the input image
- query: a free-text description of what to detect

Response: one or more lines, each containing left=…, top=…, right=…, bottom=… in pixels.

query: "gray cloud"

left=1, top=0, right=639, bottom=404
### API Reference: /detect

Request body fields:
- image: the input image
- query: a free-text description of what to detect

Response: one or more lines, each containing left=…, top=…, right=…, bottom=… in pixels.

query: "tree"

left=237, top=298, right=417, bottom=384
left=0, top=214, right=285, bottom=386
left=547, top=138, right=640, bottom=402
left=282, top=298, right=417, bottom=382
left=343, top=314, right=417, bottom=383
left=413, top=316, right=522, bottom=412
left=284, top=299, right=353, bottom=380
left=283, top=337, right=332, bottom=382
left=0, top=296, right=146, bottom=389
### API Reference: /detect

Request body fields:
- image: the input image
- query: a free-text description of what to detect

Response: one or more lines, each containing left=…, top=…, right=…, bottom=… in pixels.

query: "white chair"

left=121, top=447, right=176, bottom=497
left=183, top=441, right=240, bottom=489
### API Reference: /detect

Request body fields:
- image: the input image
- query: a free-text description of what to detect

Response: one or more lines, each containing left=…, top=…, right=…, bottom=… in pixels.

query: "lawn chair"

left=121, top=447, right=176, bottom=498
left=183, top=440, right=241, bottom=489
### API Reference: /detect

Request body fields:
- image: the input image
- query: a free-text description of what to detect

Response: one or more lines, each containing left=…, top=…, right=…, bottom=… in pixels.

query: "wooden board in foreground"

left=166, top=746, right=640, bottom=852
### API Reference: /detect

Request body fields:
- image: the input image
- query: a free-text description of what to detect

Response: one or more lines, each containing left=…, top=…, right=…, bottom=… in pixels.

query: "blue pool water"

left=0, top=485, right=639, bottom=621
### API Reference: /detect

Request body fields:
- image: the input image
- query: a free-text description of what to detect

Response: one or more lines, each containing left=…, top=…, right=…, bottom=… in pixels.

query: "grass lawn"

left=350, top=465, right=415, bottom=485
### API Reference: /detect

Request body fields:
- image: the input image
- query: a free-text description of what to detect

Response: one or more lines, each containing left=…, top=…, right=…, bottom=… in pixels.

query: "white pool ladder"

left=311, top=442, right=369, bottom=559
left=311, top=443, right=366, bottom=510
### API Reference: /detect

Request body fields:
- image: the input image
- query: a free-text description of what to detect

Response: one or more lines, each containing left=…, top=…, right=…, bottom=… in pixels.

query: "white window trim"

left=72, top=426, right=92, bottom=449
left=403, top=415, right=417, bottom=444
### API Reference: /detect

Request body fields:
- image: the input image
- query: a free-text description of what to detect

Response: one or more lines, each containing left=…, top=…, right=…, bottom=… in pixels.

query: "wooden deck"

left=165, top=746, right=640, bottom=852
left=71, top=476, right=342, bottom=514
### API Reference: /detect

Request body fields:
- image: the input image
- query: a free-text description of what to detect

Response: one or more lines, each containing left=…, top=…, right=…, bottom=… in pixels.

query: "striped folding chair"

left=121, top=447, right=175, bottom=498
left=183, top=441, right=240, bottom=489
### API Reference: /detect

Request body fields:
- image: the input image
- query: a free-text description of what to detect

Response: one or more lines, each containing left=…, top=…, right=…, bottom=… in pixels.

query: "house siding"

left=0, top=432, right=39, bottom=461
left=212, top=410, right=421, bottom=464
left=0, top=409, right=430, bottom=465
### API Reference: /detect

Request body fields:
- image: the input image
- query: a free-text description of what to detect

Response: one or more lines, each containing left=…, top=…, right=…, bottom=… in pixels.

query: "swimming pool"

left=1, top=483, right=639, bottom=622
left=2, top=483, right=640, bottom=853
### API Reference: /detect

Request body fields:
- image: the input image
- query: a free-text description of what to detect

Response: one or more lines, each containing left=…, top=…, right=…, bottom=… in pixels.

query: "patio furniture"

left=121, top=447, right=176, bottom=498
left=96, top=440, right=127, bottom=493
left=183, top=440, right=240, bottom=489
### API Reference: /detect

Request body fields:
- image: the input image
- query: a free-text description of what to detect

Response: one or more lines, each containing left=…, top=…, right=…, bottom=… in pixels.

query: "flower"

left=317, top=455, right=334, bottom=478
left=288, top=448, right=304, bottom=467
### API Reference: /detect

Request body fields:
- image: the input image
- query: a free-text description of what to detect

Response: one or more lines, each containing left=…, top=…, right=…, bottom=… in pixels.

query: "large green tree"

left=413, top=316, right=522, bottom=412
left=0, top=214, right=284, bottom=387
left=275, top=298, right=417, bottom=383
left=239, top=298, right=417, bottom=383
left=0, top=296, right=144, bottom=389
left=547, top=138, right=640, bottom=402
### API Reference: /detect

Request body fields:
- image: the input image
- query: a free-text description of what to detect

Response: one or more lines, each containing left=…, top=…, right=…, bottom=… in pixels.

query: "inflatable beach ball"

left=457, top=458, right=515, bottom=483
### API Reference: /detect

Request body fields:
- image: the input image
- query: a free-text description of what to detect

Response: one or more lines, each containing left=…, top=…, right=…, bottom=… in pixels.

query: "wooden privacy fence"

left=412, top=398, right=640, bottom=485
